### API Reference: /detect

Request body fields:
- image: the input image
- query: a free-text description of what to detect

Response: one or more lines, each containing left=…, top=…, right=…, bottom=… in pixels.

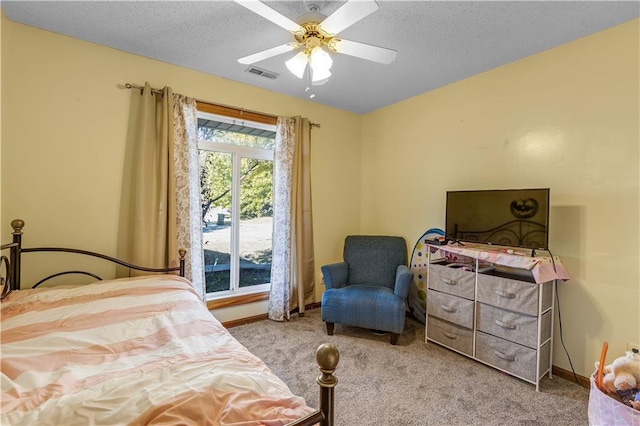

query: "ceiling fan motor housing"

left=294, top=23, right=337, bottom=53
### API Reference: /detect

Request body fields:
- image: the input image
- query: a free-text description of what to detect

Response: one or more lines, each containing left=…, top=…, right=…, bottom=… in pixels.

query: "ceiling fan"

left=234, top=0, right=397, bottom=89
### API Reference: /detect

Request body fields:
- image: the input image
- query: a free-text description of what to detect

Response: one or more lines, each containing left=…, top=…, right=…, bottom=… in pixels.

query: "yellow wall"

left=2, top=11, right=638, bottom=378
left=361, top=19, right=640, bottom=377
left=0, top=11, right=3, bottom=243
left=0, top=16, right=362, bottom=319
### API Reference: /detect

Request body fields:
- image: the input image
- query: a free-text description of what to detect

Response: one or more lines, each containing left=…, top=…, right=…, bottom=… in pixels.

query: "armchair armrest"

left=321, top=262, right=349, bottom=290
left=393, top=264, right=414, bottom=300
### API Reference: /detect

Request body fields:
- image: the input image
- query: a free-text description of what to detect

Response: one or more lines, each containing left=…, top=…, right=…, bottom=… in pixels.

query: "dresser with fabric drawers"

left=425, top=248, right=556, bottom=391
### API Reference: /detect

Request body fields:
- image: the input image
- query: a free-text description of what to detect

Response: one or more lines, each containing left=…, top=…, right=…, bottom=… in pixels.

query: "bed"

left=1, top=219, right=338, bottom=426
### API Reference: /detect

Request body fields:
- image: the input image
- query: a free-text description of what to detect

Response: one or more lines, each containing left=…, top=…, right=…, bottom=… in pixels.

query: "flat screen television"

left=445, top=188, right=550, bottom=249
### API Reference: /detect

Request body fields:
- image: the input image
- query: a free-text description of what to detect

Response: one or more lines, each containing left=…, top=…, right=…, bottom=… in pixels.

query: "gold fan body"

left=293, top=22, right=340, bottom=54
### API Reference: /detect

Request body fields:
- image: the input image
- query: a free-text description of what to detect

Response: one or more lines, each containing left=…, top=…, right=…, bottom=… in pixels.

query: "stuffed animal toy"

left=598, top=350, right=640, bottom=411
left=610, top=351, right=640, bottom=391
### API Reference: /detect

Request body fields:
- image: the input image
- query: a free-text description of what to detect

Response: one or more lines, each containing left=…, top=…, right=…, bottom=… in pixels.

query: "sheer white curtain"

left=173, top=94, right=205, bottom=299
left=268, top=116, right=315, bottom=321
left=120, top=83, right=205, bottom=299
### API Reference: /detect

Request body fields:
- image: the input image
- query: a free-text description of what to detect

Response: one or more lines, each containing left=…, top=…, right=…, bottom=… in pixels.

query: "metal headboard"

left=1, top=219, right=186, bottom=298
left=453, top=219, right=547, bottom=249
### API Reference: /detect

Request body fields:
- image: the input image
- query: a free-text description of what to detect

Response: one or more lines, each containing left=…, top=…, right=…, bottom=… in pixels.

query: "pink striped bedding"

left=1, top=275, right=315, bottom=425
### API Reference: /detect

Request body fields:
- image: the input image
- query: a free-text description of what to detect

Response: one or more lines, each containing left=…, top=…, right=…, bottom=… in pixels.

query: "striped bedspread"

left=1, top=275, right=315, bottom=425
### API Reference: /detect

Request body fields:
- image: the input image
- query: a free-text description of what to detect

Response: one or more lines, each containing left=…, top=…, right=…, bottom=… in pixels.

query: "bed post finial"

left=11, top=219, right=24, bottom=233
left=9, top=219, right=24, bottom=292
left=316, top=343, right=338, bottom=426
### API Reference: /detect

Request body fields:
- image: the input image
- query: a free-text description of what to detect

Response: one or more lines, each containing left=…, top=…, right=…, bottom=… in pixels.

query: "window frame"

left=196, top=107, right=276, bottom=302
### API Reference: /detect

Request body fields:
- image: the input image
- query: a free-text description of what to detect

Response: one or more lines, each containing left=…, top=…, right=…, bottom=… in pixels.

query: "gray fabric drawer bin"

left=476, top=331, right=551, bottom=382
left=428, top=263, right=475, bottom=300
left=427, top=316, right=473, bottom=356
left=427, top=289, right=474, bottom=328
left=476, top=303, right=552, bottom=349
left=477, top=274, right=552, bottom=316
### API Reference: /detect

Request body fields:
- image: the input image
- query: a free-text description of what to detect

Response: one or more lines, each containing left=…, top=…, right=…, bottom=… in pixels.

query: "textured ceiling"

left=3, top=1, right=639, bottom=114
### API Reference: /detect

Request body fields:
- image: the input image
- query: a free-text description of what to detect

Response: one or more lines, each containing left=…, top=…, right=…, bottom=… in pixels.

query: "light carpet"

left=229, top=308, right=589, bottom=426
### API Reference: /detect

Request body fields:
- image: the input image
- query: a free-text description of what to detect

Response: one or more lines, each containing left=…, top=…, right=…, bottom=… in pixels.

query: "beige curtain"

left=268, top=116, right=315, bottom=321
left=124, top=83, right=177, bottom=271
left=120, top=82, right=205, bottom=299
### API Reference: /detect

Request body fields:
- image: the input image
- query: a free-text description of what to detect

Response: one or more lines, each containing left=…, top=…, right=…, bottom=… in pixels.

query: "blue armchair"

left=320, top=235, right=414, bottom=345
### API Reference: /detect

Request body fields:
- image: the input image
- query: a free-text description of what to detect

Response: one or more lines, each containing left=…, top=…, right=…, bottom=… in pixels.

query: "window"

left=197, top=105, right=276, bottom=299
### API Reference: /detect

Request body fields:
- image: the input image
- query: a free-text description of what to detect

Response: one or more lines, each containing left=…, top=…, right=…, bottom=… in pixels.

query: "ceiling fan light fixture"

left=309, top=46, right=333, bottom=72
left=285, top=51, right=308, bottom=79
left=311, top=67, right=331, bottom=83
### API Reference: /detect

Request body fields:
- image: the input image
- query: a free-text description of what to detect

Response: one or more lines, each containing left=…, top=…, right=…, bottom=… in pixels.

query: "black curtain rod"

left=123, top=82, right=320, bottom=128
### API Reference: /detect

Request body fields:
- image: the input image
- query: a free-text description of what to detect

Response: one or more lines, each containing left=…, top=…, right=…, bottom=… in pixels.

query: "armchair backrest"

left=343, top=235, right=407, bottom=290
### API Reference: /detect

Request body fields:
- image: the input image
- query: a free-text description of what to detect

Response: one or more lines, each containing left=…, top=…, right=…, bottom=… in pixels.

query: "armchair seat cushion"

left=321, top=285, right=407, bottom=334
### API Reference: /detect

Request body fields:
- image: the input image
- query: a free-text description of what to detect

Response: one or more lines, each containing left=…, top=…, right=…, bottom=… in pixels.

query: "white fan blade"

left=320, top=0, right=378, bottom=36
left=332, top=39, right=397, bottom=64
left=238, top=43, right=297, bottom=64
left=234, top=0, right=304, bottom=34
